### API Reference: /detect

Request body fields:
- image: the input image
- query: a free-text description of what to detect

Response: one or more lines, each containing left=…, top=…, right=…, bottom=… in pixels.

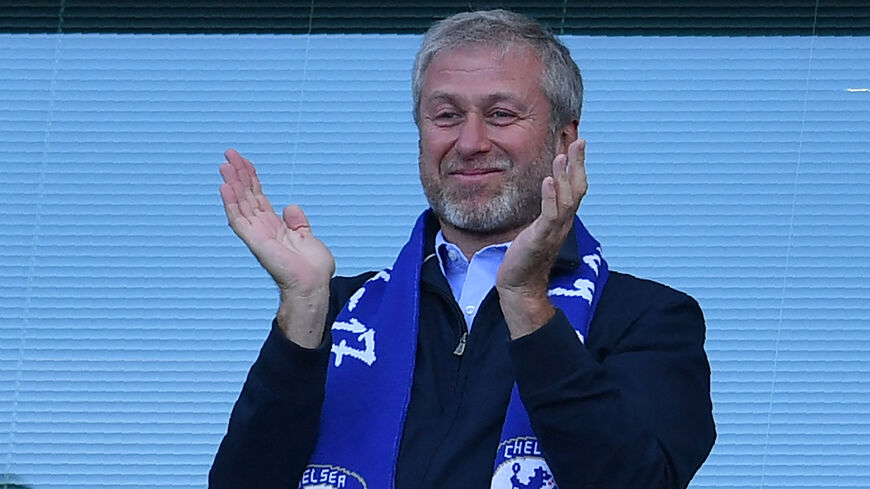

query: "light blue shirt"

left=434, top=230, right=511, bottom=330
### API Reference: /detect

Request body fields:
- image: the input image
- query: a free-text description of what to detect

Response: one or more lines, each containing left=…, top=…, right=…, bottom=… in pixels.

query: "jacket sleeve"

left=208, top=321, right=332, bottom=489
left=209, top=274, right=372, bottom=489
left=508, top=292, right=715, bottom=489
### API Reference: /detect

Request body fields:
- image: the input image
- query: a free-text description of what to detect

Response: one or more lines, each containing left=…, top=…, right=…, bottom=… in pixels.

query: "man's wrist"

left=276, top=287, right=330, bottom=348
left=497, top=286, right=556, bottom=339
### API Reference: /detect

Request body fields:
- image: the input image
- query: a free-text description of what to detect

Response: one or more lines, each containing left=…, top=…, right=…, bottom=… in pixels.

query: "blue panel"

left=1, top=32, right=868, bottom=488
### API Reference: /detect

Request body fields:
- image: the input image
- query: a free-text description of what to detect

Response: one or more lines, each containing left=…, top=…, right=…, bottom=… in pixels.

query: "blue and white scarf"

left=298, top=210, right=608, bottom=489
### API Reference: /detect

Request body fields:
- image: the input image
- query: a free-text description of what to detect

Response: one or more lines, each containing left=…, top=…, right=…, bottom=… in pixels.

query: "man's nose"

left=454, top=113, right=491, bottom=158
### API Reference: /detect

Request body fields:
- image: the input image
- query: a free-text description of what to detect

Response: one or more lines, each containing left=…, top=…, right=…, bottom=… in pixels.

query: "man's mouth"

left=451, top=168, right=503, bottom=176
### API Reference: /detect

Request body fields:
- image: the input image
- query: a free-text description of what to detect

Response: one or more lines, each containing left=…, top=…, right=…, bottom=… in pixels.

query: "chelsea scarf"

left=298, top=210, right=608, bottom=489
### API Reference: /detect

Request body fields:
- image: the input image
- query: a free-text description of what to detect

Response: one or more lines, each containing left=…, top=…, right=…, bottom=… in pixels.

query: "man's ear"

left=557, top=120, right=579, bottom=153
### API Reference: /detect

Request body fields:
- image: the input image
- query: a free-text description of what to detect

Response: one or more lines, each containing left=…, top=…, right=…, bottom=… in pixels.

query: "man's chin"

left=435, top=206, right=534, bottom=237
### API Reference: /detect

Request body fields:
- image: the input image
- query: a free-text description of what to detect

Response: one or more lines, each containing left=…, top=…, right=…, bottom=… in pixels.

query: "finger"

left=221, top=153, right=250, bottom=203
left=219, top=183, right=247, bottom=235
left=551, top=152, right=572, bottom=212
left=240, top=154, right=264, bottom=195
left=226, top=149, right=272, bottom=216
left=568, top=139, right=588, bottom=202
left=241, top=158, right=271, bottom=214
left=219, top=161, right=238, bottom=185
left=539, top=176, right=558, bottom=223
left=235, top=186, right=257, bottom=219
left=219, top=183, right=240, bottom=218
left=225, top=149, right=255, bottom=191
left=223, top=149, right=249, bottom=188
left=233, top=151, right=273, bottom=214
left=220, top=161, right=258, bottom=219
left=226, top=149, right=270, bottom=215
left=219, top=162, right=246, bottom=207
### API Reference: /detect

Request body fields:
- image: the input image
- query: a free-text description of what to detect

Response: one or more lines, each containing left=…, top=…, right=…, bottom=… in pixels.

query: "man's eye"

left=489, top=110, right=518, bottom=123
left=431, top=112, right=462, bottom=126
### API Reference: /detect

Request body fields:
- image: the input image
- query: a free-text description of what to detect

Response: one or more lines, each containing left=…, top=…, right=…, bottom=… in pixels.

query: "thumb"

left=283, top=204, right=312, bottom=232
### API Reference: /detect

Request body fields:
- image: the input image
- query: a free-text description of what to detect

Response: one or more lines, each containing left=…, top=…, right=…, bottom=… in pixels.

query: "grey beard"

left=421, top=138, right=557, bottom=235
left=428, top=171, right=539, bottom=235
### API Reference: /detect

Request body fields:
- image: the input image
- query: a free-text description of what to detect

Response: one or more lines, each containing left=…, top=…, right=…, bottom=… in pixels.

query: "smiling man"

left=210, top=9, right=715, bottom=489
left=418, top=44, right=561, bottom=240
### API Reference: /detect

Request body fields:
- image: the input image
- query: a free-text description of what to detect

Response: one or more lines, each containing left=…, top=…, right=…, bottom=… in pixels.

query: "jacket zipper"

left=425, top=282, right=470, bottom=358
left=452, top=331, right=468, bottom=356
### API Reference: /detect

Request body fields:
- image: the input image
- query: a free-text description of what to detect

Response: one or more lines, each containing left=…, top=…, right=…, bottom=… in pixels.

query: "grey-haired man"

left=211, top=9, right=715, bottom=489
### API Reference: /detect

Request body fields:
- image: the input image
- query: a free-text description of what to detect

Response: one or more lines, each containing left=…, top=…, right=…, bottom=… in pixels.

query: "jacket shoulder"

left=602, top=270, right=699, bottom=309
left=587, top=270, right=703, bottom=350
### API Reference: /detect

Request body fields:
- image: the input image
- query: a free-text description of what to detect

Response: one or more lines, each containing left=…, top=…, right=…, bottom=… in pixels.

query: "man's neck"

left=437, top=219, right=526, bottom=260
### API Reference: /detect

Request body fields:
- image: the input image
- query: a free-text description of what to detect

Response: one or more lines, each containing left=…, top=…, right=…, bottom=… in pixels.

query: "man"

left=210, top=9, right=715, bottom=489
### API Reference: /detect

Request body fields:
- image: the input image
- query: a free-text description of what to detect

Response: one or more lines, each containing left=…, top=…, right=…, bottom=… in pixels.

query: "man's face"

left=418, top=44, right=564, bottom=235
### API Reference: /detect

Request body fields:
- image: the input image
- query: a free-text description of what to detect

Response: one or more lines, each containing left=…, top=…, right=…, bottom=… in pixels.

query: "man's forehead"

left=421, top=44, right=544, bottom=98
left=428, top=42, right=540, bottom=67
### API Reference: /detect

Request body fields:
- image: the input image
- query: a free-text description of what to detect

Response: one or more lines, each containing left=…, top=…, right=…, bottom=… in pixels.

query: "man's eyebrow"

left=482, top=92, right=526, bottom=108
left=423, top=91, right=527, bottom=108
left=423, top=91, right=460, bottom=105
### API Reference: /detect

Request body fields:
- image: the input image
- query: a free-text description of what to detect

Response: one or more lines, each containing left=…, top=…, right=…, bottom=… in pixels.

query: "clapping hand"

left=496, top=139, right=588, bottom=339
left=219, top=149, right=335, bottom=347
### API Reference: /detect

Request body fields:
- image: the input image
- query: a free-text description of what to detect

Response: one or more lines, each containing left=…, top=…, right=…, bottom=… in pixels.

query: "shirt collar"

left=421, top=211, right=583, bottom=278
left=434, top=229, right=511, bottom=278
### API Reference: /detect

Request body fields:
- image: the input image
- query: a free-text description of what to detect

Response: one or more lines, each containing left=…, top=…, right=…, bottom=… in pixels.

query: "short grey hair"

left=412, top=9, right=583, bottom=131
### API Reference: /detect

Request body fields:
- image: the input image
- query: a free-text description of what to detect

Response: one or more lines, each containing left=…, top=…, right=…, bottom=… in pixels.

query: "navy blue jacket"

left=210, top=220, right=715, bottom=488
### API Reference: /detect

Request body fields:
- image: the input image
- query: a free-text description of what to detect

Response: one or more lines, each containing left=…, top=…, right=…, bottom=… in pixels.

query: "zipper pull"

left=453, top=331, right=468, bottom=356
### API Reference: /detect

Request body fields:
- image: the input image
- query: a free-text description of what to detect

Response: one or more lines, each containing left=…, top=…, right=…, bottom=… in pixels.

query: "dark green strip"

left=1, top=0, right=868, bottom=35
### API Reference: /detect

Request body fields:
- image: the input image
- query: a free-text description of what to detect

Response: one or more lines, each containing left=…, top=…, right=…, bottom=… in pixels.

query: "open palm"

left=219, top=149, right=335, bottom=295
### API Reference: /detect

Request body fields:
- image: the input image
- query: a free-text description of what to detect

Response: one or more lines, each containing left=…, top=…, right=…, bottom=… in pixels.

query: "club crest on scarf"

left=298, top=464, right=368, bottom=489
left=329, top=269, right=391, bottom=367
left=492, top=437, right=557, bottom=489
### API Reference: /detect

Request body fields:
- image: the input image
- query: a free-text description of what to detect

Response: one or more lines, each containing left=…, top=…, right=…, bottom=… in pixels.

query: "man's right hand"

left=219, top=149, right=335, bottom=348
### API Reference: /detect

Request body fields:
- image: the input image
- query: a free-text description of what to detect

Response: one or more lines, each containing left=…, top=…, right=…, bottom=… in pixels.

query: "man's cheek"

left=421, top=126, right=459, bottom=151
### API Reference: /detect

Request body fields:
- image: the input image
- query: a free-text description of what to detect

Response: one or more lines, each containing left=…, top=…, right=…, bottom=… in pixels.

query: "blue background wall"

left=1, top=32, right=869, bottom=488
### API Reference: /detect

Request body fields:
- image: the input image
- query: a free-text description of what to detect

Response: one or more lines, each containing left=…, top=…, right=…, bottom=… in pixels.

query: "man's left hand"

left=496, top=138, right=588, bottom=339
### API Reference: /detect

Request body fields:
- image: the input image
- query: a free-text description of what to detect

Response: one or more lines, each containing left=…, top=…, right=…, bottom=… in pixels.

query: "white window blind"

left=1, top=33, right=868, bottom=488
